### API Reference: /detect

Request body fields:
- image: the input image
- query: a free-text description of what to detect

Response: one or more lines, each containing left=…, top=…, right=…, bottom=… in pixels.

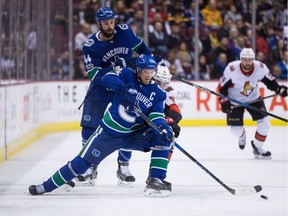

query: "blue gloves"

left=153, top=124, right=173, bottom=150
left=112, top=56, right=126, bottom=73
left=153, top=55, right=165, bottom=66
left=120, top=84, right=137, bottom=110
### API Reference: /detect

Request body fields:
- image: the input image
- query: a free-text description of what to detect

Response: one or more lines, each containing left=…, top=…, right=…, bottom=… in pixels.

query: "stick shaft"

left=232, top=94, right=276, bottom=109
left=174, top=76, right=287, bottom=122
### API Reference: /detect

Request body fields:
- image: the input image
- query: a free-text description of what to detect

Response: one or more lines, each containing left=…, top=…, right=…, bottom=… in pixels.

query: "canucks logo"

left=92, top=149, right=100, bottom=157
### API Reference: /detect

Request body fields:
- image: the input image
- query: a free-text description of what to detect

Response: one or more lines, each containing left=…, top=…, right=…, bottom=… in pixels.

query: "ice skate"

left=29, top=184, right=46, bottom=195
left=62, top=180, right=75, bottom=192
left=238, top=134, right=246, bottom=150
left=117, top=162, right=135, bottom=188
left=144, top=177, right=171, bottom=197
left=251, top=141, right=271, bottom=159
left=75, top=165, right=98, bottom=187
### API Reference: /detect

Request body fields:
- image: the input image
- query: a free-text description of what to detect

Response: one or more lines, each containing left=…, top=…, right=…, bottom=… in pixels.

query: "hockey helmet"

left=96, top=7, right=116, bottom=22
left=136, top=54, right=157, bottom=70
left=240, top=48, right=255, bottom=59
left=154, top=66, right=172, bottom=83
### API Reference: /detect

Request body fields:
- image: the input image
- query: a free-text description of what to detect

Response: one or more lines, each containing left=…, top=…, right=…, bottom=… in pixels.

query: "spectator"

left=57, top=50, right=69, bottom=80
left=198, top=54, right=210, bottom=80
left=113, top=0, right=134, bottom=25
left=149, top=12, right=171, bottom=35
left=176, top=42, right=193, bottom=79
left=235, top=16, right=248, bottom=36
left=74, top=23, right=93, bottom=52
left=256, top=51, right=269, bottom=66
left=131, top=10, right=144, bottom=37
left=228, top=27, right=240, bottom=48
left=271, top=64, right=283, bottom=80
left=164, top=50, right=185, bottom=77
left=148, top=20, right=170, bottom=57
left=213, top=36, right=236, bottom=63
left=84, top=1, right=99, bottom=32
left=50, top=59, right=63, bottom=80
left=218, top=17, right=236, bottom=39
left=265, top=26, right=279, bottom=51
left=256, top=32, right=269, bottom=56
left=201, top=0, right=223, bottom=28
left=212, top=52, right=228, bottom=79
left=208, top=25, right=220, bottom=49
left=0, top=46, right=15, bottom=79
left=262, top=2, right=286, bottom=30
left=268, top=38, right=286, bottom=65
left=168, top=23, right=183, bottom=50
left=232, top=35, right=246, bottom=60
left=276, top=51, right=288, bottom=80
left=224, top=4, right=243, bottom=24
left=185, top=1, right=206, bottom=28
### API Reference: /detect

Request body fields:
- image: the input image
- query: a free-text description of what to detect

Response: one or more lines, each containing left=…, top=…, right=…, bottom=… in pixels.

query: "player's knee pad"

left=230, top=126, right=245, bottom=138
left=256, top=117, right=270, bottom=136
left=69, top=156, right=91, bottom=175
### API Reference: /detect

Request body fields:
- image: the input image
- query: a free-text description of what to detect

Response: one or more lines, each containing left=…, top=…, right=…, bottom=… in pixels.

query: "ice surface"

left=0, top=126, right=287, bottom=216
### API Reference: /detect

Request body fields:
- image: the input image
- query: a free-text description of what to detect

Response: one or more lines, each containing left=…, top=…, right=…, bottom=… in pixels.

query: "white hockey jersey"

left=219, top=60, right=275, bottom=105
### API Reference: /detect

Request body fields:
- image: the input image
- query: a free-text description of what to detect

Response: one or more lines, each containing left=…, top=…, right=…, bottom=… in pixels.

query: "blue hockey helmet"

left=95, top=7, right=116, bottom=22
left=136, top=54, right=157, bottom=70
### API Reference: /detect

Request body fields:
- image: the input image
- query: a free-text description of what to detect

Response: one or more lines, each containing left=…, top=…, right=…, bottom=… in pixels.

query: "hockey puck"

left=260, top=195, right=268, bottom=200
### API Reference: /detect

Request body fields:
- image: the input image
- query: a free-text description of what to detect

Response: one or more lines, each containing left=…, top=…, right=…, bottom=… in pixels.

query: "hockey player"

left=78, top=7, right=152, bottom=185
left=117, top=65, right=182, bottom=187
left=29, top=54, right=174, bottom=197
left=218, top=48, right=287, bottom=159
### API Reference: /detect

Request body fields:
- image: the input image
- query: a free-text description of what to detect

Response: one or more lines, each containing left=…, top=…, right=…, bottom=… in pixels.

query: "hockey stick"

left=173, top=76, right=288, bottom=122
left=232, top=94, right=276, bottom=109
left=133, top=106, right=262, bottom=196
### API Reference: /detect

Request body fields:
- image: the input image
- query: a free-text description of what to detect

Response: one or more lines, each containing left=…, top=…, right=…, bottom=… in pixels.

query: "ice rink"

left=0, top=126, right=287, bottom=216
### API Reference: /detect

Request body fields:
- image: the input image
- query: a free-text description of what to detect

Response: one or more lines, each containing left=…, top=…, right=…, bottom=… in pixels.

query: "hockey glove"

left=171, top=124, right=181, bottom=138
left=219, top=98, right=231, bottom=113
left=120, top=84, right=137, bottom=110
left=276, top=85, right=287, bottom=97
left=112, top=56, right=127, bottom=74
left=165, top=117, right=181, bottom=138
left=153, top=55, right=165, bottom=66
left=154, top=124, right=173, bottom=150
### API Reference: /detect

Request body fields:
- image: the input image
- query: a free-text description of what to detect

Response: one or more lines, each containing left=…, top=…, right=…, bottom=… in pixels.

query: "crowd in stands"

left=69, top=0, right=287, bottom=80
left=2, top=0, right=286, bottom=81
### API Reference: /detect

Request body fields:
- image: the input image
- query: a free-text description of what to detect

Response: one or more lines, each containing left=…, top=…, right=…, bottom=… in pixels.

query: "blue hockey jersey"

left=82, top=24, right=151, bottom=103
left=100, top=68, right=167, bottom=136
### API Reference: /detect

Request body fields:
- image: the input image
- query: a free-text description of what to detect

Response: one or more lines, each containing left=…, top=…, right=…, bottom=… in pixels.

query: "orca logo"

left=92, top=149, right=100, bottom=157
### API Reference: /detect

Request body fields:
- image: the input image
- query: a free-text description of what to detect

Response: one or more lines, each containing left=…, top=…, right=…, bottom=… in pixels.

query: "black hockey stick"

left=133, top=106, right=262, bottom=196
left=173, top=76, right=287, bottom=122
left=232, top=94, right=276, bottom=109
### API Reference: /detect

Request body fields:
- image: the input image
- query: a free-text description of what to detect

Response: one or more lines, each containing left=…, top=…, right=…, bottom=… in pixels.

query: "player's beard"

left=242, top=64, right=253, bottom=71
left=102, top=28, right=114, bottom=39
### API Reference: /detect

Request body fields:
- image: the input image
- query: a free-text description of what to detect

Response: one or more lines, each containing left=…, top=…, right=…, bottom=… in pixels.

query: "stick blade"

left=233, top=185, right=262, bottom=196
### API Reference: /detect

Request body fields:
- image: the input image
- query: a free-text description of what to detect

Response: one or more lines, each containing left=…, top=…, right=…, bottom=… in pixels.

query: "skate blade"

left=75, top=179, right=95, bottom=187
left=254, top=155, right=272, bottom=160
left=144, top=187, right=170, bottom=197
left=117, top=179, right=134, bottom=188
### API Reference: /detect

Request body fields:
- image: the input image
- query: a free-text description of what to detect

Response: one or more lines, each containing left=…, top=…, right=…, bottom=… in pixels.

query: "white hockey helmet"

left=240, top=48, right=255, bottom=59
left=154, top=66, right=172, bottom=84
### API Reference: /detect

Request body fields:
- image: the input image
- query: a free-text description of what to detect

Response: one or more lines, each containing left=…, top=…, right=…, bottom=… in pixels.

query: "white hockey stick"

left=133, top=106, right=262, bottom=196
